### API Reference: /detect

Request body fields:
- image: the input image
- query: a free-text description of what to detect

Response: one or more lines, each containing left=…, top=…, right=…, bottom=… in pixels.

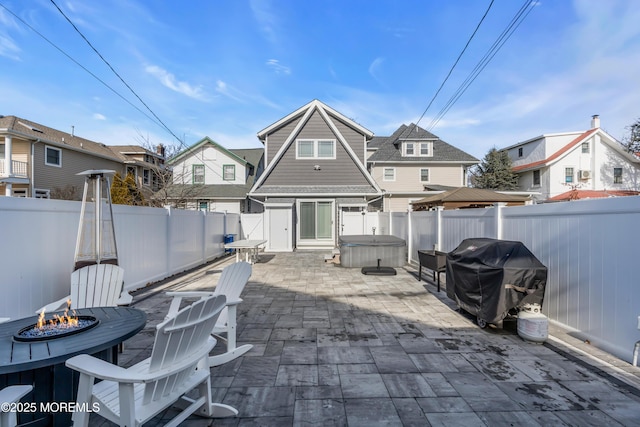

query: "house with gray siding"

left=367, top=123, right=479, bottom=211
left=249, top=100, right=382, bottom=250
left=0, top=115, right=133, bottom=199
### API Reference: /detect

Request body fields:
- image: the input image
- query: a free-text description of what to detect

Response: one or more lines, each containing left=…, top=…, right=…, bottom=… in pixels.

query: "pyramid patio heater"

left=74, top=170, right=118, bottom=270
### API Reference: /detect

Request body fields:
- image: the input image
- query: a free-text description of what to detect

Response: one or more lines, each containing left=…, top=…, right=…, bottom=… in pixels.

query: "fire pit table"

left=0, top=306, right=146, bottom=427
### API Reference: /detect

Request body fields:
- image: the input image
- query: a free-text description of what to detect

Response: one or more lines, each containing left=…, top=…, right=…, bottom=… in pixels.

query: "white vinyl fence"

left=374, top=197, right=639, bottom=363
left=0, top=197, right=238, bottom=320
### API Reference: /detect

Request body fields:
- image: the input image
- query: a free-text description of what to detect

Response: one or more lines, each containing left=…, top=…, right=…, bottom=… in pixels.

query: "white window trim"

left=419, top=142, right=432, bottom=157
left=44, top=145, right=62, bottom=167
left=419, top=168, right=430, bottom=183
left=192, top=164, right=205, bottom=184
left=564, top=166, right=575, bottom=184
left=383, top=167, right=396, bottom=181
left=403, top=141, right=433, bottom=157
left=142, top=168, right=150, bottom=186
left=34, top=188, right=50, bottom=199
left=296, top=139, right=336, bottom=160
left=532, top=170, right=541, bottom=187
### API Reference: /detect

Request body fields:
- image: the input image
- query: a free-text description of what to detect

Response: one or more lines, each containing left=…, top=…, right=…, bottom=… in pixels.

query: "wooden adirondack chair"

left=37, top=264, right=132, bottom=313
left=66, top=294, right=237, bottom=427
left=0, top=385, right=33, bottom=427
left=166, top=261, right=253, bottom=367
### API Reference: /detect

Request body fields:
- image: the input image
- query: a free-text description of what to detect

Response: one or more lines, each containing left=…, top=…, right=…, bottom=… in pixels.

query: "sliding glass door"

left=298, top=200, right=334, bottom=245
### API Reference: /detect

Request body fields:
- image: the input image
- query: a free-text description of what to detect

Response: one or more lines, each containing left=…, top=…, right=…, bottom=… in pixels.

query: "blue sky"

left=1, top=0, right=639, bottom=159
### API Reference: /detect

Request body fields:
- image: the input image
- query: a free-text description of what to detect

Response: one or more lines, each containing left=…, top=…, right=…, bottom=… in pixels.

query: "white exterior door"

left=340, top=211, right=365, bottom=235
left=266, top=207, right=292, bottom=252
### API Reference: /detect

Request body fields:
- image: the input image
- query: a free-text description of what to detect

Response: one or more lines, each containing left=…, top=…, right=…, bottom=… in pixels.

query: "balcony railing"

left=0, top=160, right=29, bottom=177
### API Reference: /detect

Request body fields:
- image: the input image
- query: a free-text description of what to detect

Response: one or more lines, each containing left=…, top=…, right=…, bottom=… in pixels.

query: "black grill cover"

left=446, top=238, right=547, bottom=325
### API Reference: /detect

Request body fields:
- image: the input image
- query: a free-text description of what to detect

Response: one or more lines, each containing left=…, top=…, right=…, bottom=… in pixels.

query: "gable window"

left=223, top=164, right=235, bottom=181
left=533, top=170, right=541, bottom=186
left=420, top=168, right=430, bottom=182
left=420, top=143, right=430, bottom=156
left=613, top=167, right=622, bottom=184
left=518, top=147, right=523, bottom=157
left=383, top=167, right=395, bottom=181
left=193, top=164, right=205, bottom=184
left=581, top=142, right=590, bottom=153
left=296, top=139, right=336, bottom=159
left=565, top=167, right=574, bottom=183
left=405, top=143, right=415, bottom=156
left=45, top=145, right=61, bottom=167
left=143, top=169, right=150, bottom=185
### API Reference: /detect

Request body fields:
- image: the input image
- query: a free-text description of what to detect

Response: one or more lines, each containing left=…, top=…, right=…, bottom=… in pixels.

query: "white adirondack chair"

left=65, top=294, right=237, bottom=427
left=37, top=264, right=132, bottom=313
left=166, top=261, right=252, bottom=367
left=0, top=385, right=33, bottom=427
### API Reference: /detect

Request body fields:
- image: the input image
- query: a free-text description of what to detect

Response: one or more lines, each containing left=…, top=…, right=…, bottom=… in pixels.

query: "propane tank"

left=517, top=303, right=548, bottom=343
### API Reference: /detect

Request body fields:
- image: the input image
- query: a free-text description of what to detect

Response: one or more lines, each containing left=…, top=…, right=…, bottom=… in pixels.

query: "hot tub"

left=338, top=235, right=407, bottom=268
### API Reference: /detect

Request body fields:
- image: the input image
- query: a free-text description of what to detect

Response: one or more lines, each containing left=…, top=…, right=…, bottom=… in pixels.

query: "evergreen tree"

left=471, top=148, right=519, bottom=190
left=124, top=173, right=146, bottom=206
left=110, top=172, right=132, bottom=205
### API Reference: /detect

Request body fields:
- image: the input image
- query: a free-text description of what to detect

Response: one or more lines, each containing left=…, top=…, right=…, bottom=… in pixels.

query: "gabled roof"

left=168, top=137, right=249, bottom=165
left=367, top=123, right=479, bottom=163
left=0, top=115, right=122, bottom=162
left=512, top=129, right=598, bottom=172
left=251, top=100, right=381, bottom=196
left=257, top=99, right=373, bottom=140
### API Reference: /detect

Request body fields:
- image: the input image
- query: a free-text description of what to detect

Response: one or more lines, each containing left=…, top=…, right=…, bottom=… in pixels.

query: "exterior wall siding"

left=371, top=164, right=464, bottom=192
left=262, top=111, right=370, bottom=186
left=266, top=117, right=302, bottom=166
left=33, top=144, right=123, bottom=197
left=172, top=145, right=246, bottom=185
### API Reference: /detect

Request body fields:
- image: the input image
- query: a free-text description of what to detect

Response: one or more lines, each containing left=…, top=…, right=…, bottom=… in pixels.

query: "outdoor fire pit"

left=0, top=307, right=146, bottom=427
left=14, top=315, right=99, bottom=342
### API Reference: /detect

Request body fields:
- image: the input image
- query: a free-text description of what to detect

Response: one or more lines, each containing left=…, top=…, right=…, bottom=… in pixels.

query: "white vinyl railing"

left=0, top=160, right=28, bottom=177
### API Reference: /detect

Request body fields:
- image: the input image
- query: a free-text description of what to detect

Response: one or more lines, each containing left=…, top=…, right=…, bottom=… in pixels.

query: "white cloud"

left=93, top=113, right=107, bottom=120
left=266, top=59, right=291, bottom=75
left=250, top=0, right=279, bottom=45
left=145, top=65, right=205, bottom=100
left=368, top=57, right=385, bottom=81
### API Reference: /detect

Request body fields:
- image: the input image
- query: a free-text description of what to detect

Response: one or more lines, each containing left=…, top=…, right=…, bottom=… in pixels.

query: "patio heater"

left=74, top=170, right=118, bottom=270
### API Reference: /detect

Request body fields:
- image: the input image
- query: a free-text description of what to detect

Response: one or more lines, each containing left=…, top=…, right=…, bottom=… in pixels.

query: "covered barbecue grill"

left=446, top=238, right=547, bottom=328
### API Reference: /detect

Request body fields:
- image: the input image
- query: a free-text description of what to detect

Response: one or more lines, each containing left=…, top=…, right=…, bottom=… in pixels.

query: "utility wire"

left=427, top=0, right=536, bottom=131
left=413, top=0, right=495, bottom=130
left=0, top=1, right=161, bottom=128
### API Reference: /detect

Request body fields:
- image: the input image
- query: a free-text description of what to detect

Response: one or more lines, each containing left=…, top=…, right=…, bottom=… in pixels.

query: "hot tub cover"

left=446, top=238, right=547, bottom=325
left=338, top=235, right=406, bottom=247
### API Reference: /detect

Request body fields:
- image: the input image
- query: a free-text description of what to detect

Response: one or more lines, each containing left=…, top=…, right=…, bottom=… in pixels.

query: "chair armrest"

left=165, top=291, right=214, bottom=298
left=36, top=295, right=71, bottom=314
left=225, top=297, right=243, bottom=306
left=0, top=317, right=10, bottom=324
left=0, top=385, right=32, bottom=403
left=66, top=355, right=162, bottom=383
left=116, top=292, right=133, bottom=306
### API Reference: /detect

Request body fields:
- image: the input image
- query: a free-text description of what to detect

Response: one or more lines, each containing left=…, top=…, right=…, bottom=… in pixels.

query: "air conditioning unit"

left=580, top=170, right=591, bottom=180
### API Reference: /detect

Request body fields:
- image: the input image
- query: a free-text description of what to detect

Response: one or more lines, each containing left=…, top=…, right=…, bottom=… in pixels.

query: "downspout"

left=31, top=139, right=40, bottom=198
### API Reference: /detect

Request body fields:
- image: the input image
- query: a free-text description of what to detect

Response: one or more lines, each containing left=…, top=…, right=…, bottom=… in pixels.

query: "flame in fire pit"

left=37, top=299, right=79, bottom=330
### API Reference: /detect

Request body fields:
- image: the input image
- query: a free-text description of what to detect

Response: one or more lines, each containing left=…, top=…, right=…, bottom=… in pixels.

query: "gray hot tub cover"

left=446, top=238, right=547, bottom=325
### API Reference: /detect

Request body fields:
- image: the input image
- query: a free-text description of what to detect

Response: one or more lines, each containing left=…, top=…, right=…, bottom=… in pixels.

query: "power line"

left=427, top=0, right=537, bottom=131
left=0, top=1, right=161, bottom=128
left=413, top=0, right=495, bottom=130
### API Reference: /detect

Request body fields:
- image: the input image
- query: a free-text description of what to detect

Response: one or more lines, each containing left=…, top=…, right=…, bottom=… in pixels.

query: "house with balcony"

left=164, top=137, right=263, bottom=214
left=504, top=115, right=640, bottom=201
left=367, top=123, right=479, bottom=211
left=0, top=115, right=129, bottom=199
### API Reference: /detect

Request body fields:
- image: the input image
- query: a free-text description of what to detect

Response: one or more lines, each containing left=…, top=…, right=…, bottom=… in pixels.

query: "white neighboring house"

left=166, top=137, right=263, bottom=214
left=504, top=115, right=640, bottom=201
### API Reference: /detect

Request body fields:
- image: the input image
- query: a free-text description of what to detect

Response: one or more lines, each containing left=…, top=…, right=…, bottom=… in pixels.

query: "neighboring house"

left=165, top=137, right=263, bottom=214
left=367, top=123, right=479, bottom=211
left=109, top=144, right=167, bottom=198
left=0, top=115, right=129, bottom=199
left=505, top=115, right=640, bottom=201
left=249, top=99, right=382, bottom=251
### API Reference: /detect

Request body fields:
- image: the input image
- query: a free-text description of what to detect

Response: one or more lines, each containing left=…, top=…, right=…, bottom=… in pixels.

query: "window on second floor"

left=45, top=146, right=61, bottom=167
left=533, top=170, right=541, bottom=186
left=296, top=139, right=336, bottom=159
left=518, top=147, right=523, bottom=157
left=223, top=164, right=235, bottom=181
left=581, top=142, right=590, bottom=153
left=143, top=169, right=150, bottom=186
left=420, top=168, right=430, bottom=182
left=565, top=167, right=574, bottom=183
left=403, top=142, right=432, bottom=157
left=193, top=164, right=205, bottom=184
left=383, top=167, right=395, bottom=181
left=405, top=143, right=415, bottom=156
left=613, top=167, right=623, bottom=184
